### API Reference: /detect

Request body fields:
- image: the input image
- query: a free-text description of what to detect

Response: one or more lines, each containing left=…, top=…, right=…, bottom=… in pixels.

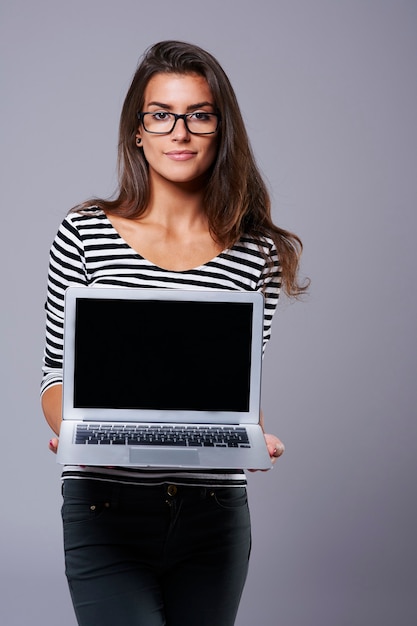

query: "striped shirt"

left=42, top=208, right=281, bottom=487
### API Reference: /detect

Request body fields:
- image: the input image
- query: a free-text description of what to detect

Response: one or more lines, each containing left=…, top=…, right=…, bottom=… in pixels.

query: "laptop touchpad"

left=129, top=448, right=200, bottom=467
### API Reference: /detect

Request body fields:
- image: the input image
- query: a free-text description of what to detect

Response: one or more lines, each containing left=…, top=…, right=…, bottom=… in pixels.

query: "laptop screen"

left=73, top=298, right=253, bottom=412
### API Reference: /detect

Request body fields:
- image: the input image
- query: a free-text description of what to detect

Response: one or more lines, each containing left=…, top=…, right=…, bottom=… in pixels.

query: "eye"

left=152, top=111, right=171, bottom=121
left=190, top=112, right=212, bottom=121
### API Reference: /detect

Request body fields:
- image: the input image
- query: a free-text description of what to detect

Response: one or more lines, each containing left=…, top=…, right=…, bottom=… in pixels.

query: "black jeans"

left=62, top=479, right=251, bottom=626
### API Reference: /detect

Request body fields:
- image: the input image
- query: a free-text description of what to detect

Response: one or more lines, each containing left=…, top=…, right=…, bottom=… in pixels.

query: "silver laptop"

left=57, top=286, right=272, bottom=469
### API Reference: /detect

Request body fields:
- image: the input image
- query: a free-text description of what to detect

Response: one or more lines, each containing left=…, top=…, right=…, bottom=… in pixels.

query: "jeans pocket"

left=61, top=498, right=111, bottom=525
left=61, top=480, right=113, bottom=526
left=211, top=487, right=248, bottom=510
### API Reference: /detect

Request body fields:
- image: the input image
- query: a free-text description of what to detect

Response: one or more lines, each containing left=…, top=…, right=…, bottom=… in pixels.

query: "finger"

left=48, top=438, right=59, bottom=454
left=272, top=442, right=285, bottom=458
left=268, top=442, right=285, bottom=460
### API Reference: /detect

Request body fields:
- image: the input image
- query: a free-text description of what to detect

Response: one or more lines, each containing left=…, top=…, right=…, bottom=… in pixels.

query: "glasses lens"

left=186, top=113, right=218, bottom=134
left=143, top=112, right=174, bottom=133
left=142, top=112, right=218, bottom=134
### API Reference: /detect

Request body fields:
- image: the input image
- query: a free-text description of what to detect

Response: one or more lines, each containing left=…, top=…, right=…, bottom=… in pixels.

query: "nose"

left=171, top=116, right=190, bottom=140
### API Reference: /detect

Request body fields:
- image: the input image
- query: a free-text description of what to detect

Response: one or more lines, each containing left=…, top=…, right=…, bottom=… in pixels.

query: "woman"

left=41, top=40, right=306, bottom=626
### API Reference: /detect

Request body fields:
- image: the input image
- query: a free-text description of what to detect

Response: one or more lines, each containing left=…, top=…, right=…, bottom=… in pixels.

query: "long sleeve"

left=256, top=239, right=281, bottom=352
left=41, top=216, right=88, bottom=394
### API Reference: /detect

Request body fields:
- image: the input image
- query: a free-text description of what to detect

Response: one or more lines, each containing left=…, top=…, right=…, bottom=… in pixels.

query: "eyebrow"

left=146, top=101, right=215, bottom=111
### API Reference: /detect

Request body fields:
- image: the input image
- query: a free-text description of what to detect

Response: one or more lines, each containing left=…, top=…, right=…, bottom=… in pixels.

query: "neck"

left=144, top=174, right=209, bottom=230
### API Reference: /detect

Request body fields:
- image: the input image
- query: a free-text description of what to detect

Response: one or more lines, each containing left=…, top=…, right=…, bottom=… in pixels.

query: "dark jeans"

left=62, top=479, right=251, bottom=626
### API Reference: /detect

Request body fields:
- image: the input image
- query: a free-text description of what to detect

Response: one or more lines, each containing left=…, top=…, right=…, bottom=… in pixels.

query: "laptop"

left=57, top=286, right=272, bottom=470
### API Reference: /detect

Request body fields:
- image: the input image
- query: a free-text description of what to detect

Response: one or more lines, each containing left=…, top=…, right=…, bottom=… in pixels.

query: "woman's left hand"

left=248, top=433, right=285, bottom=472
left=264, top=433, right=285, bottom=464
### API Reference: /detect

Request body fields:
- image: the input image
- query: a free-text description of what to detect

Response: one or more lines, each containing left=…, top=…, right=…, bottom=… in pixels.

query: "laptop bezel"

left=62, top=286, right=264, bottom=425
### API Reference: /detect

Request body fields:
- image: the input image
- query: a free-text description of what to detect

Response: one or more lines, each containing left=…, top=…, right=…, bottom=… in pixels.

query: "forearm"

left=259, top=408, right=265, bottom=432
left=41, top=384, right=63, bottom=436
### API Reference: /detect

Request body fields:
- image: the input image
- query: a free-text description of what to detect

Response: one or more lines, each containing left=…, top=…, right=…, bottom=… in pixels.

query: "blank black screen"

left=73, top=298, right=253, bottom=411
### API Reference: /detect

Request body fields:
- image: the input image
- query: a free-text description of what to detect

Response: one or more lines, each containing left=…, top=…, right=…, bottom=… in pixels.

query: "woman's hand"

left=248, top=433, right=285, bottom=472
left=48, top=438, right=59, bottom=454
left=264, top=433, right=285, bottom=464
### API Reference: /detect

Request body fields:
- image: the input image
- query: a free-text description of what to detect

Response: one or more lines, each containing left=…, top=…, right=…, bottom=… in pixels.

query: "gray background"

left=1, top=1, right=416, bottom=624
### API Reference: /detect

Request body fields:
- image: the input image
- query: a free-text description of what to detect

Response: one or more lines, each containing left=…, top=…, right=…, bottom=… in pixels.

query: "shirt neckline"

left=99, top=210, right=232, bottom=274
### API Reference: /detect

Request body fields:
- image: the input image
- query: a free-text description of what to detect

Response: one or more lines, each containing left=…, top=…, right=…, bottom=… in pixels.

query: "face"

left=136, top=73, right=219, bottom=187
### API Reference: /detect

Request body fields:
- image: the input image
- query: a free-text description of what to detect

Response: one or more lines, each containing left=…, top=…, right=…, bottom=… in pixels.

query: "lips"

left=165, top=150, right=197, bottom=161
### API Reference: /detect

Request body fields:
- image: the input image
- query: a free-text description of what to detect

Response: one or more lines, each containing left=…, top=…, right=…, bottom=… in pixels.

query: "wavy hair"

left=76, top=40, right=308, bottom=296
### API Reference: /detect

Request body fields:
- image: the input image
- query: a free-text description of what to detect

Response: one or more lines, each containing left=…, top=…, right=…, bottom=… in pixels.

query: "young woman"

left=41, top=40, right=306, bottom=626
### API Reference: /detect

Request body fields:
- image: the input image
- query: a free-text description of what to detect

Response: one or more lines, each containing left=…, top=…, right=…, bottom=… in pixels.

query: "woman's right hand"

left=49, top=438, right=59, bottom=454
left=42, top=385, right=62, bottom=455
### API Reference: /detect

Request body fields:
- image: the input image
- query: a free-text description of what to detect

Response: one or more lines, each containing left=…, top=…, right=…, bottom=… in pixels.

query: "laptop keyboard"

left=75, top=424, right=251, bottom=448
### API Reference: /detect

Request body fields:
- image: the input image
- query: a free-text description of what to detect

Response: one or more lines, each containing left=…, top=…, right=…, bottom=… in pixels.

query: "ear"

left=135, top=133, right=142, bottom=147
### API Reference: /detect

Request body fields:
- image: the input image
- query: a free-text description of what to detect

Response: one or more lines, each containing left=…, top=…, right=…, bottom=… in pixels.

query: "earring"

left=136, top=137, right=142, bottom=147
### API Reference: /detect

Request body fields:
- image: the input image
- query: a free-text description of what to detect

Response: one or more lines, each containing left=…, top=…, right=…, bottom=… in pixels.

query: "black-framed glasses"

left=137, top=111, right=221, bottom=135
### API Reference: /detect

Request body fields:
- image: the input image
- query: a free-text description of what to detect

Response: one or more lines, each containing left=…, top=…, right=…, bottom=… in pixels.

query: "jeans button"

left=167, top=485, right=177, bottom=497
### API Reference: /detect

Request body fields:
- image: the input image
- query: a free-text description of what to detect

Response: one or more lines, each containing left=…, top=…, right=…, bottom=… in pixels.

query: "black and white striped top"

left=42, top=208, right=281, bottom=487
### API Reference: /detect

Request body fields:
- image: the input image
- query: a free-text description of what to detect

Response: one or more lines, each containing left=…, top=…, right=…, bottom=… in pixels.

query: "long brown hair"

left=76, top=40, right=308, bottom=296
